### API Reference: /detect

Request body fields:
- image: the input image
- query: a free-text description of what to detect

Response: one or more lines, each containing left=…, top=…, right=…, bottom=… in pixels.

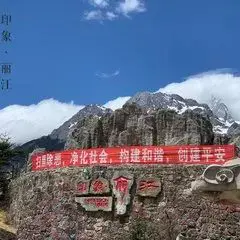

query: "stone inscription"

left=111, top=171, right=133, bottom=215
left=76, top=180, right=90, bottom=195
left=90, top=178, right=110, bottom=194
left=75, top=197, right=112, bottom=212
left=137, top=178, right=161, bottom=197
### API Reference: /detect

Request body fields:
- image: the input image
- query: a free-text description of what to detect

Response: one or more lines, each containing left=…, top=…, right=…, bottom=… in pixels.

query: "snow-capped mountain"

left=19, top=104, right=112, bottom=153
left=127, top=91, right=212, bottom=116
left=126, top=91, right=240, bottom=136
left=18, top=91, right=240, bottom=154
left=50, top=104, right=112, bottom=141
left=209, top=96, right=234, bottom=123
left=208, top=96, right=240, bottom=135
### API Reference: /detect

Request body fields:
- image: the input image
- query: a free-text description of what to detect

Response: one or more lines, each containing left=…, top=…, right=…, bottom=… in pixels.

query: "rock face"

left=9, top=165, right=240, bottom=240
left=127, top=92, right=240, bottom=138
left=209, top=96, right=240, bottom=136
left=65, top=103, right=214, bottom=149
left=50, top=105, right=112, bottom=142
left=209, top=96, right=234, bottom=124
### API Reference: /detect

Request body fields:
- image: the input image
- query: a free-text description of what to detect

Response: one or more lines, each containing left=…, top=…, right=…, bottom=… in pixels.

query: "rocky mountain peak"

left=209, top=96, right=234, bottom=123
left=127, top=91, right=212, bottom=117
left=17, top=91, right=240, bottom=156
left=50, top=104, right=112, bottom=141
left=65, top=102, right=214, bottom=149
left=125, top=92, right=240, bottom=139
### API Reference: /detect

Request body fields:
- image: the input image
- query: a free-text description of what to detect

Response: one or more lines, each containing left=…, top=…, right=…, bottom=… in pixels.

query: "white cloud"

left=96, top=70, right=120, bottom=78
left=106, top=11, right=118, bottom=20
left=104, top=96, right=131, bottom=110
left=89, top=0, right=109, bottom=8
left=84, top=10, right=104, bottom=21
left=84, top=10, right=118, bottom=22
left=158, top=70, right=240, bottom=121
left=0, top=99, right=84, bottom=144
left=117, top=0, right=146, bottom=16
left=7, top=69, right=240, bottom=145
left=83, top=0, right=146, bottom=21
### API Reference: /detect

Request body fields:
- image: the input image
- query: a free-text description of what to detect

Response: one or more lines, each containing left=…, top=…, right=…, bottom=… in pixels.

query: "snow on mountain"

left=209, top=96, right=234, bottom=122
left=104, top=96, right=131, bottom=110
left=50, top=104, right=112, bottom=142
left=127, top=91, right=212, bottom=117
left=126, top=91, right=240, bottom=136
left=4, top=90, right=239, bottom=148
left=208, top=96, right=240, bottom=136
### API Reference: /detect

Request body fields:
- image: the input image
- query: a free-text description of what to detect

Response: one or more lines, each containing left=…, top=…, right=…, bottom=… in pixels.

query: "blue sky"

left=1, top=0, right=240, bottom=109
left=2, top=0, right=240, bottom=144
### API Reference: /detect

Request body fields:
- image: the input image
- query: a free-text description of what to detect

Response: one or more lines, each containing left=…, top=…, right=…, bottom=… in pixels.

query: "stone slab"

left=137, top=178, right=161, bottom=197
left=111, top=171, right=134, bottom=215
left=76, top=180, right=90, bottom=195
left=75, top=197, right=113, bottom=212
left=89, top=178, right=110, bottom=194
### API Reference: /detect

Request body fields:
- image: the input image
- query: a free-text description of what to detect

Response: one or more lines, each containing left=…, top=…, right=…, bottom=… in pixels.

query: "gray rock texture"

left=51, top=105, right=112, bottom=142
left=127, top=92, right=211, bottom=116
left=208, top=96, right=240, bottom=137
left=65, top=103, right=214, bottom=149
left=209, top=96, right=234, bottom=124
left=9, top=165, right=240, bottom=240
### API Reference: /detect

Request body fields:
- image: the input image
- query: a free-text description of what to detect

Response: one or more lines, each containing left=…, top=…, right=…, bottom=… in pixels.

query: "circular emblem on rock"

left=215, top=168, right=234, bottom=183
left=203, top=164, right=236, bottom=185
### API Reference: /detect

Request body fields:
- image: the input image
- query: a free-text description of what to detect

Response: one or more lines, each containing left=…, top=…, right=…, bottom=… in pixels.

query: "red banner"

left=31, top=145, right=236, bottom=171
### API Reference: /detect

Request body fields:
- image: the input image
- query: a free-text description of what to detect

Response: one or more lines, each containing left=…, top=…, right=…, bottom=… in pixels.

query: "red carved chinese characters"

left=84, top=198, right=109, bottom=208
left=139, top=180, right=159, bottom=191
left=90, top=178, right=110, bottom=194
left=92, top=180, right=104, bottom=193
left=78, top=182, right=87, bottom=192
left=76, top=181, right=90, bottom=195
left=112, top=173, right=134, bottom=215
left=76, top=197, right=113, bottom=212
left=114, top=176, right=130, bottom=194
left=137, top=178, right=161, bottom=197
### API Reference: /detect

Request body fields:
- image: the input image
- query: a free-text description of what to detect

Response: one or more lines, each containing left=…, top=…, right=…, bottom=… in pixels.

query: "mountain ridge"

left=17, top=91, right=240, bottom=156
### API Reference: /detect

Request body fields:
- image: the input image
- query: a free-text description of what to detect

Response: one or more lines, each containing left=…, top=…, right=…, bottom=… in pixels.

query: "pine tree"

left=0, top=135, right=23, bottom=177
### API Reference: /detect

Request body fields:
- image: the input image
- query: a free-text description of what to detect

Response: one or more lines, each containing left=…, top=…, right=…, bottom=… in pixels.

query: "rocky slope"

left=65, top=103, right=214, bottom=149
